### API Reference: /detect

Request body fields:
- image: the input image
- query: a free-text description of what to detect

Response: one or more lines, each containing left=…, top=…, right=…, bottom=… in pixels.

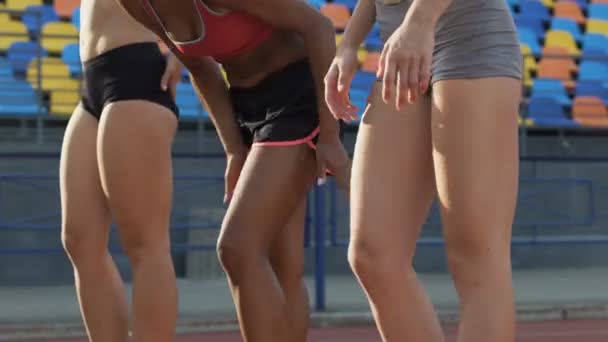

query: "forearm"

left=304, top=18, right=341, bottom=136
left=189, top=61, right=245, bottom=156
left=338, top=0, right=376, bottom=53
left=406, top=0, right=452, bottom=25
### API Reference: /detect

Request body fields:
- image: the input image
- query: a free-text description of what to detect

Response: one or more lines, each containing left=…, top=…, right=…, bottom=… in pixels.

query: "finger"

left=324, top=65, right=344, bottom=119
left=382, top=53, right=397, bottom=104
left=315, top=153, right=327, bottom=185
left=161, top=68, right=171, bottom=91
left=419, top=55, right=432, bottom=95
left=395, top=60, right=408, bottom=111
left=377, top=45, right=388, bottom=78
left=169, top=78, right=178, bottom=100
left=407, top=56, right=420, bottom=105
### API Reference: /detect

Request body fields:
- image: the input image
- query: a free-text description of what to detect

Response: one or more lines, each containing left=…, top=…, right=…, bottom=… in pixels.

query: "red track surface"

left=16, top=319, right=608, bottom=342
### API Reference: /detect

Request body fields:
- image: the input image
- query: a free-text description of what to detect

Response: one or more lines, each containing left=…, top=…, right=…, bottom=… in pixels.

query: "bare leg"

left=97, top=101, right=178, bottom=342
left=60, top=105, right=129, bottom=342
left=217, top=144, right=316, bottom=342
left=269, top=199, right=310, bottom=342
left=431, top=78, right=520, bottom=342
left=348, top=85, right=443, bottom=342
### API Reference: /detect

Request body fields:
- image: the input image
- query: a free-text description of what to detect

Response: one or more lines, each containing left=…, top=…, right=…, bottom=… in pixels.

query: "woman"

left=112, top=0, right=351, bottom=341
left=325, top=0, right=522, bottom=341
left=60, top=0, right=182, bottom=340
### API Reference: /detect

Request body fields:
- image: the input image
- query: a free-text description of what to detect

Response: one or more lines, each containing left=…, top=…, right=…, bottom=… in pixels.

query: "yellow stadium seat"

left=0, top=20, right=29, bottom=51
left=40, top=22, right=78, bottom=54
left=544, top=30, right=580, bottom=56
left=6, top=0, right=42, bottom=11
left=541, top=0, right=554, bottom=8
left=50, top=90, right=79, bottom=116
left=27, top=57, right=80, bottom=91
left=586, top=19, right=608, bottom=35
left=335, top=34, right=343, bottom=46
left=521, top=44, right=537, bottom=72
left=357, top=49, right=368, bottom=65
left=0, top=4, right=9, bottom=23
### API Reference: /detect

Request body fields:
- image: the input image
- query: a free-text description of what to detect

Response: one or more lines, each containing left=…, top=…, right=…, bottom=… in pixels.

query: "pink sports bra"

left=142, top=0, right=274, bottom=62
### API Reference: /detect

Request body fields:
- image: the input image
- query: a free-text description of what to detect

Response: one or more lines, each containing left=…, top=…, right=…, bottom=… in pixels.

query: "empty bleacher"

left=0, top=0, right=606, bottom=128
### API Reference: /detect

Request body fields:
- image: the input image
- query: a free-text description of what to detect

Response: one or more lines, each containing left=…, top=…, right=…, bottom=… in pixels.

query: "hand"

left=161, top=52, right=183, bottom=100
left=224, top=151, right=247, bottom=205
left=377, top=18, right=434, bottom=110
left=315, top=133, right=351, bottom=198
left=324, top=48, right=360, bottom=122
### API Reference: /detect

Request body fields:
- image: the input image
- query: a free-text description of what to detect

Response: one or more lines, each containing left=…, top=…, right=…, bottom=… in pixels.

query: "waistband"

left=83, top=42, right=163, bottom=70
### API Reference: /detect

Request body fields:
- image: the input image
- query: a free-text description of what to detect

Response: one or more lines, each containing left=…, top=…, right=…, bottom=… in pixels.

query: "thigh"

left=350, top=83, right=435, bottom=260
left=219, top=144, right=316, bottom=251
left=269, top=198, right=307, bottom=278
left=97, top=100, right=178, bottom=245
left=431, top=77, right=520, bottom=253
left=60, top=104, right=111, bottom=248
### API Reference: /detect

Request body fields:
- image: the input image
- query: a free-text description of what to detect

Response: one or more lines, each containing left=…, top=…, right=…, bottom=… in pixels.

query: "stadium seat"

left=531, top=78, right=572, bottom=106
left=527, top=96, right=578, bottom=127
left=176, top=82, right=205, bottom=118
left=7, top=41, right=48, bottom=74
left=321, top=3, right=351, bottom=30
left=542, top=0, right=555, bottom=7
left=519, top=0, right=551, bottom=21
left=361, top=52, right=380, bottom=73
left=515, top=16, right=547, bottom=40
left=61, top=43, right=81, bottom=76
left=572, top=96, right=608, bottom=127
left=333, top=0, right=357, bottom=11
left=307, top=0, right=326, bottom=10
left=563, top=0, right=588, bottom=10
left=550, top=17, right=583, bottom=42
left=576, top=80, right=608, bottom=102
left=586, top=19, right=608, bottom=35
left=517, top=27, right=542, bottom=55
left=553, top=1, right=586, bottom=24
left=54, top=0, right=80, bottom=18
left=588, top=4, right=608, bottom=19
left=537, top=56, right=576, bottom=89
left=364, top=33, right=382, bottom=52
left=6, top=0, right=42, bottom=11
left=0, top=84, right=44, bottom=116
left=40, top=22, right=78, bottom=54
left=578, top=61, right=608, bottom=81
left=351, top=71, right=375, bottom=93
left=0, top=21, right=30, bottom=52
left=22, top=5, right=59, bottom=35
left=50, top=90, right=78, bottom=116
left=71, top=6, right=80, bottom=30
left=582, top=34, right=608, bottom=57
left=349, top=88, right=368, bottom=123
left=0, top=4, right=10, bottom=23
left=26, top=57, right=80, bottom=91
left=544, top=30, right=581, bottom=56
left=521, top=45, right=538, bottom=73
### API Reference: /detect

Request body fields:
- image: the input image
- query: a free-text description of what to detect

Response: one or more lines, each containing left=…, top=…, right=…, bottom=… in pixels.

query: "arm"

left=337, top=0, right=376, bottom=54
left=217, top=0, right=340, bottom=137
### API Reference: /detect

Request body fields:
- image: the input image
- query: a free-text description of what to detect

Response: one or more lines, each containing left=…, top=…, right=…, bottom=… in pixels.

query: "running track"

left=16, top=319, right=608, bottom=341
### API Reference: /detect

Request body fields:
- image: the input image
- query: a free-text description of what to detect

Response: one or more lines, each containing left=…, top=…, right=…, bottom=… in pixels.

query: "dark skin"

left=114, top=0, right=350, bottom=341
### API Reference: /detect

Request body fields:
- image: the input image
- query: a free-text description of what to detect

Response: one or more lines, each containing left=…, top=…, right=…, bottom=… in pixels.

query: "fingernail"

left=317, top=177, right=326, bottom=186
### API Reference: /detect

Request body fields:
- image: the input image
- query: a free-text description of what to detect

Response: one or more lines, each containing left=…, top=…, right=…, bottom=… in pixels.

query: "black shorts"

left=81, top=42, right=179, bottom=119
left=229, top=59, right=320, bottom=148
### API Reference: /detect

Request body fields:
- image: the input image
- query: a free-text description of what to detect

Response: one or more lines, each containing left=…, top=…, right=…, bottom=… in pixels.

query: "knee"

left=347, top=236, right=409, bottom=285
left=120, top=229, right=170, bottom=267
left=61, top=222, right=108, bottom=266
left=271, top=252, right=305, bottom=287
left=216, top=231, right=259, bottom=280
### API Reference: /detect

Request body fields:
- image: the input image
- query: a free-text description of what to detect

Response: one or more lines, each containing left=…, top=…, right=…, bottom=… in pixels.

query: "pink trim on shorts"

left=252, top=127, right=320, bottom=149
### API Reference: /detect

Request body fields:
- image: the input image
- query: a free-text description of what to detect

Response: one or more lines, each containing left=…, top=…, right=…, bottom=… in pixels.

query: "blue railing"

left=1, top=153, right=608, bottom=312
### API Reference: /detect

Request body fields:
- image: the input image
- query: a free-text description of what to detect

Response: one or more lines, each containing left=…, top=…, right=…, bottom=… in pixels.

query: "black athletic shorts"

left=229, top=59, right=322, bottom=148
left=81, top=42, right=179, bottom=119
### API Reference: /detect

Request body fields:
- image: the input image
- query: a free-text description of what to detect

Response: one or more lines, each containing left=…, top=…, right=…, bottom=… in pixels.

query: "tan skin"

left=113, top=0, right=350, bottom=341
left=60, top=0, right=182, bottom=341
left=326, top=0, right=519, bottom=341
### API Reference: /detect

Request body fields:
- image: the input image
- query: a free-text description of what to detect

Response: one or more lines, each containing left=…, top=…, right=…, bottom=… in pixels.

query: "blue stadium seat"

left=578, top=61, right=608, bottom=81
left=307, top=0, right=326, bottom=9
left=364, top=24, right=382, bottom=51
left=550, top=17, right=583, bottom=42
left=582, top=33, right=608, bottom=55
left=333, top=0, right=357, bottom=11
left=61, top=43, right=81, bottom=76
left=71, top=6, right=80, bottom=30
left=527, top=96, right=578, bottom=127
left=519, top=0, right=551, bottom=22
left=348, top=88, right=368, bottom=125
left=506, top=0, right=519, bottom=11
left=576, top=81, right=608, bottom=103
left=531, top=78, right=572, bottom=106
left=562, top=0, right=587, bottom=10
left=588, top=4, right=608, bottom=20
left=176, top=82, right=205, bottom=118
left=515, top=16, right=546, bottom=40
left=517, top=27, right=542, bottom=55
left=7, top=41, right=48, bottom=75
left=351, top=71, right=375, bottom=94
left=0, top=84, right=44, bottom=116
left=22, top=5, right=59, bottom=35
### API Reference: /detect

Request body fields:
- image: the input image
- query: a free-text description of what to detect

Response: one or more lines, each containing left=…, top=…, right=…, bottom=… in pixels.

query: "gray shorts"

left=375, top=0, right=523, bottom=84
